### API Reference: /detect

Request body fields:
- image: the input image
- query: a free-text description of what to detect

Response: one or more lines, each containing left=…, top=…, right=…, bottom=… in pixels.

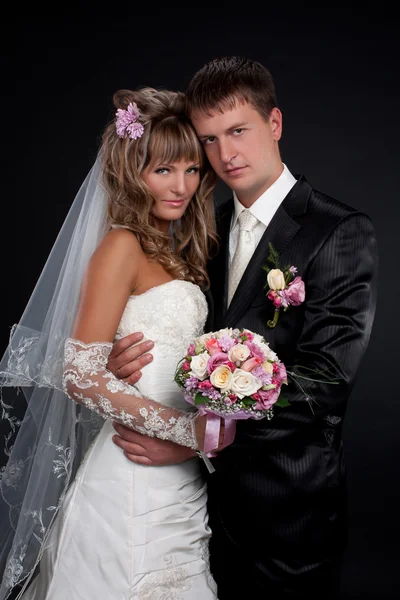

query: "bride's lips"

left=163, top=199, right=186, bottom=207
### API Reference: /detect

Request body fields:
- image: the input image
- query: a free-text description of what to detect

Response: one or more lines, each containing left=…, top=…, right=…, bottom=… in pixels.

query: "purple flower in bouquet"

left=243, top=340, right=265, bottom=361
left=184, top=375, right=199, bottom=392
left=218, top=335, right=236, bottom=353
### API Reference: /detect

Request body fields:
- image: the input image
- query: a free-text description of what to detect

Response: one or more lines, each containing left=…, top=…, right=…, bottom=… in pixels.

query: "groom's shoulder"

left=300, top=176, right=372, bottom=226
left=215, top=196, right=233, bottom=217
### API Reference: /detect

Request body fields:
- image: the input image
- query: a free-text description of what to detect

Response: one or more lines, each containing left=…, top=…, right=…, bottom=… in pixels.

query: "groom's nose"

left=219, top=137, right=237, bottom=164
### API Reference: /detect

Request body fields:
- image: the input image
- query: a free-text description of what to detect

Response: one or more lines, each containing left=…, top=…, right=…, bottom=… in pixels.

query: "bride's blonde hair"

left=101, top=87, right=218, bottom=288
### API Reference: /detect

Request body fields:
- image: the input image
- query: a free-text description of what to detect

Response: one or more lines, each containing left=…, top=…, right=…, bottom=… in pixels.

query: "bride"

left=0, top=86, right=221, bottom=599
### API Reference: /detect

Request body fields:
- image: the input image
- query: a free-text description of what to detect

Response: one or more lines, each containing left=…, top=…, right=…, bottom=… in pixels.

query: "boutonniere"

left=262, top=243, right=305, bottom=328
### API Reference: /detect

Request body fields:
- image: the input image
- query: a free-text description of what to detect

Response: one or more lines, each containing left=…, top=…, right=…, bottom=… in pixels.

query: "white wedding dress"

left=22, top=280, right=218, bottom=600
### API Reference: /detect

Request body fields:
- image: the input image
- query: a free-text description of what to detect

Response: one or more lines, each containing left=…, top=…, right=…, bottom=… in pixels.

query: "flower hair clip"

left=262, top=243, right=305, bottom=328
left=115, top=102, right=144, bottom=140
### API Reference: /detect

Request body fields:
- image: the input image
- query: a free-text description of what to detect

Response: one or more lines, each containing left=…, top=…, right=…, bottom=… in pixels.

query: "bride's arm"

left=62, top=338, right=200, bottom=449
left=63, top=229, right=204, bottom=450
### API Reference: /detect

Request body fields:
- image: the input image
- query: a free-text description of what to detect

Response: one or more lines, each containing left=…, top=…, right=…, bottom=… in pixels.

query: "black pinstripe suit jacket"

left=205, top=174, right=378, bottom=576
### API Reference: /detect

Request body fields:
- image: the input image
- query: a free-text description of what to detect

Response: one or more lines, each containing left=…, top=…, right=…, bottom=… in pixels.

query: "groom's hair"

left=185, top=56, right=278, bottom=121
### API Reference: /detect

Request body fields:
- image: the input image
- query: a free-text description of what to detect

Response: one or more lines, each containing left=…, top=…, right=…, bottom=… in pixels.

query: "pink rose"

left=182, top=361, right=191, bottom=371
left=187, top=344, right=196, bottom=356
left=285, top=276, right=305, bottom=306
left=225, top=394, right=238, bottom=406
left=198, top=380, right=213, bottom=390
left=241, top=356, right=263, bottom=372
left=205, top=338, right=221, bottom=355
left=255, top=388, right=280, bottom=410
left=207, top=352, right=235, bottom=374
left=243, top=341, right=265, bottom=361
left=277, top=362, right=287, bottom=382
left=268, top=290, right=282, bottom=307
left=240, top=330, right=254, bottom=342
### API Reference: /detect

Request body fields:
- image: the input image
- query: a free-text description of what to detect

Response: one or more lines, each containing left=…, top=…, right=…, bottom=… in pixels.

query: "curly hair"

left=101, top=87, right=218, bottom=288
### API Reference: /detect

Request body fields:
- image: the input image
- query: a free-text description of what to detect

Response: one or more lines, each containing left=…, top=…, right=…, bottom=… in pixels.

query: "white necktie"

left=228, top=209, right=259, bottom=306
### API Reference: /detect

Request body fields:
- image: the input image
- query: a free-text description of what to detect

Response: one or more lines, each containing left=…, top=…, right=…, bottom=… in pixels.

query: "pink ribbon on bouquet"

left=202, top=412, right=237, bottom=457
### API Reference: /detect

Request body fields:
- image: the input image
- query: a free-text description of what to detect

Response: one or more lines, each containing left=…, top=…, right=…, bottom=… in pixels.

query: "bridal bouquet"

left=174, top=328, right=290, bottom=463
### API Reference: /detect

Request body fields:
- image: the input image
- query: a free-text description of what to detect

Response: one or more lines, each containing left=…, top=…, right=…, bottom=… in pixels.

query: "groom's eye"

left=203, top=137, right=216, bottom=145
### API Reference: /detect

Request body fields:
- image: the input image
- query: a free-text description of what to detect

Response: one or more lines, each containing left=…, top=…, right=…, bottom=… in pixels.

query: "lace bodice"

left=117, top=280, right=207, bottom=359
left=62, top=280, right=208, bottom=449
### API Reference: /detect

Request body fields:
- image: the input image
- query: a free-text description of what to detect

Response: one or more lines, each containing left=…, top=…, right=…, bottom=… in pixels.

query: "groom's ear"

left=269, top=107, right=283, bottom=142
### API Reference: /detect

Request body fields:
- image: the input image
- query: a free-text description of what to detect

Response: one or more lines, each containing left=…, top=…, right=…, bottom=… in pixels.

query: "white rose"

left=196, top=332, right=213, bottom=346
left=228, top=343, right=251, bottom=364
left=251, top=333, right=266, bottom=346
left=231, top=368, right=262, bottom=399
left=210, top=365, right=233, bottom=392
left=267, top=268, right=285, bottom=290
left=190, top=351, right=209, bottom=380
left=263, top=346, right=278, bottom=362
left=262, top=360, right=274, bottom=374
left=215, top=327, right=233, bottom=339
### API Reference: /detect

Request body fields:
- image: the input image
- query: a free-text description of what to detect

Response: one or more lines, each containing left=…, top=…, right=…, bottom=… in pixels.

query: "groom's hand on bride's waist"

left=107, top=332, right=154, bottom=385
left=112, top=423, right=196, bottom=466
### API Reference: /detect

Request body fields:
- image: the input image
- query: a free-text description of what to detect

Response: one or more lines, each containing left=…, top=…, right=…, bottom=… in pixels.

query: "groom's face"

left=191, top=100, right=282, bottom=207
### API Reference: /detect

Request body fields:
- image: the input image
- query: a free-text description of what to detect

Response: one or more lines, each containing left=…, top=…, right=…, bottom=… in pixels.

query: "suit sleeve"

left=273, top=212, right=378, bottom=433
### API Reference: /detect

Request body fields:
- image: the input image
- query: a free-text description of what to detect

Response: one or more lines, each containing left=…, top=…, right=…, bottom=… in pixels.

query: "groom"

left=108, top=57, right=378, bottom=598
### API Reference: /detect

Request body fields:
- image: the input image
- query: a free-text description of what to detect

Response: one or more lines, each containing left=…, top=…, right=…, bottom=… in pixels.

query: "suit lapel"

left=223, top=175, right=311, bottom=327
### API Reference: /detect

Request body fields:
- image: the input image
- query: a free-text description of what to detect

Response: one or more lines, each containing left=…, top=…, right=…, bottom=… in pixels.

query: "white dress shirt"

left=229, top=164, right=297, bottom=265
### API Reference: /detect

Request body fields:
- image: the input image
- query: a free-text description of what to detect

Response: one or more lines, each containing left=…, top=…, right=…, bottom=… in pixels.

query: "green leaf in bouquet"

left=241, top=396, right=256, bottom=407
left=274, top=395, right=291, bottom=408
left=194, top=393, right=209, bottom=405
left=195, top=344, right=204, bottom=355
left=173, top=370, right=182, bottom=386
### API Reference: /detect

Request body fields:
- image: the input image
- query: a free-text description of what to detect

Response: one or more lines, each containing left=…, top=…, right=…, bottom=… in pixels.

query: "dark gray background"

left=1, top=2, right=399, bottom=597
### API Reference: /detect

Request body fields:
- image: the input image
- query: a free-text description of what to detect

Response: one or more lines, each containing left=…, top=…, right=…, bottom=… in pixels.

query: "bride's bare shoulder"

left=102, top=227, right=143, bottom=253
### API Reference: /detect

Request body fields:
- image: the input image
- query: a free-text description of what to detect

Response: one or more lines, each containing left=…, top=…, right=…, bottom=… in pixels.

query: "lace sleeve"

left=62, top=338, right=198, bottom=449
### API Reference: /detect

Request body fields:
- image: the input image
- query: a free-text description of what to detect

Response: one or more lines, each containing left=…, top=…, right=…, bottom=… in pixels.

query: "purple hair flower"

left=115, top=102, right=144, bottom=140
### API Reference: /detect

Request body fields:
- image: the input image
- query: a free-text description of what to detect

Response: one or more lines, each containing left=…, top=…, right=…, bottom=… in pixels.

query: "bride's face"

left=142, top=159, right=200, bottom=233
